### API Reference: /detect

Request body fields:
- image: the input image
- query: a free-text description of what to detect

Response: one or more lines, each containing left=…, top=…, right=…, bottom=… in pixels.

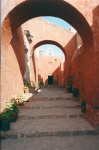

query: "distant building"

left=46, top=48, right=54, bottom=56
left=35, top=48, right=65, bottom=86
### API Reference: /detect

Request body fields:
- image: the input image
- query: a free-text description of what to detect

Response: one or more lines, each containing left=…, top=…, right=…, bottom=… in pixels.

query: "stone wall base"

left=85, top=105, right=99, bottom=129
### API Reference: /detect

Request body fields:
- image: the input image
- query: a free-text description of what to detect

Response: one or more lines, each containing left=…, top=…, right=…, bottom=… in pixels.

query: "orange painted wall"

left=22, top=17, right=74, bottom=85
left=34, top=51, right=65, bottom=86
left=1, top=27, right=25, bottom=111
left=1, top=0, right=99, bottom=127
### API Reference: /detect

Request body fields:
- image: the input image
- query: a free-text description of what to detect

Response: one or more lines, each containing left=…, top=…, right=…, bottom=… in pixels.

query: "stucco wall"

left=22, top=17, right=74, bottom=50
left=1, top=0, right=98, bottom=26
left=22, top=17, right=75, bottom=85
left=1, top=27, right=25, bottom=111
left=1, top=0, right=99, bottom=127
left=35, top=52, right=65, bottom=86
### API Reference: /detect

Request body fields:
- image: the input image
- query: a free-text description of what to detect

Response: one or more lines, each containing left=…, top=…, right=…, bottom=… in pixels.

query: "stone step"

left=2, top=88, right=97, bottom=140
left=19, top=113, right=84, bottom=120
left=31, top=96, right=76, bottom=101
left=18, top=108, right=83, bottom=119
left=1, top=118, right=99, bottom=139
left=19, top=104, right=81, bottom=109
left=31, top=88, right=73, bottom=100
left=40, top=85, right=65, bottom=88
left=20, top=99, right=81, bottom=109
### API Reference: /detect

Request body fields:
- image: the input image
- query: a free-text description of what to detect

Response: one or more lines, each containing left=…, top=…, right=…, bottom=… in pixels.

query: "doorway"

left=48, top=75, right=53, bottom=85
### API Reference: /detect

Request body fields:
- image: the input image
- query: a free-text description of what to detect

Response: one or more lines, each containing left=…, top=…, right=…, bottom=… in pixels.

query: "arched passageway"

left=32, top=40, right=66, bottom=86
left=2, top=0, right=93, bottom=49
left=1, top=0, right=99, bottom=128
left=34, top=40, right=66, bottom=58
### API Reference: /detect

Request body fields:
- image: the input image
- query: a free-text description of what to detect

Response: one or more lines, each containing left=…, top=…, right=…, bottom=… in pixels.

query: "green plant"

left=24, top=80, right=30, bottom=89
left=5, top=99, right=19, bottom=122
left=6, top=99, right=19, bottom=114
left=6, top=99, right=14, bottom=109
left=9, top=104, right=19, bottom=113
left=39, top=81, right=44, bottom=85
left=0, top=99, right=19, bottom=130
left=10, top=105, right=19, bottom=122
left=72, top=88, right=79, bottom=97
left=0, top=110, right=12, bottom=122
left=32, top=82, right=40, bottom=89
left=0, top=109, right=12, bottom=131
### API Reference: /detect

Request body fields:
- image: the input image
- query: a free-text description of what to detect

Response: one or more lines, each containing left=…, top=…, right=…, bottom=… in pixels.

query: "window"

left=49, top=62, right=52, bottom=66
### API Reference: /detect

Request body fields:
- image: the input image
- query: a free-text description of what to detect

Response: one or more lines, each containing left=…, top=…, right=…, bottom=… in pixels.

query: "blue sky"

left=41, top=16, right=71, bottom=30
left=39, top=16, right=71, bottom=57
left=40, top=44, right=65, bottom=56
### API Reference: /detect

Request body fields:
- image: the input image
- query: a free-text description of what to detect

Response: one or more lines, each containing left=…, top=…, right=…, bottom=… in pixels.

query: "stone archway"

left=22, top=17, right=75, bottom=59
left=31, top=40, right=66, bottom=86
left=2, top=0, right=93, bottom=49
left=34, top=40, right=66, bottom=58
left=1, top=0, right=99, bottom=128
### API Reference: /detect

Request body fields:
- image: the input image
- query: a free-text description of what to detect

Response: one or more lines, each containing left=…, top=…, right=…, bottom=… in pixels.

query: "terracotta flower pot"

left=16, top=99, right=24, bottom=106
left=11, top=112, right=18, bottom=122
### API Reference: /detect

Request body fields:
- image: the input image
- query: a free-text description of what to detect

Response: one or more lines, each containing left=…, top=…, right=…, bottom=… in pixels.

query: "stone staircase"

left=1, top=87, right=99, bottom=139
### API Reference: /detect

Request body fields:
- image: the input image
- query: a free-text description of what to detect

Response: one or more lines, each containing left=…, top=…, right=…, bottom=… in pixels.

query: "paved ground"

left=1, top=86, right=99, bottom=149
left=1, top=136, right=99, bottom=150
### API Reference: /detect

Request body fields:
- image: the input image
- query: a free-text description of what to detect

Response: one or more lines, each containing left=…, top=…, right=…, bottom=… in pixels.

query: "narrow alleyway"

left=1, top=86, right=99, bottom=150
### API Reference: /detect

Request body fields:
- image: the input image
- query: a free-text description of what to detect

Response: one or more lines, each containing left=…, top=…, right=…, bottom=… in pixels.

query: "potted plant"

left=72, top=88, right=79, bottom=97
left=39, top=81, right=44, bottom=86
left=24, top=80, right=30, bottom=93
left=10, top=105, right=19, bottom=122
left=0, top=109, right=12, bottom=131
left=24, top=86, right=29, bottom=93
left=6, top=99, right=19, bottom=122
left=81, top=99, right=86, bottom=113
left=32, top=82, right=40, bottom=90
left=16, top=94, right=25, bottom=106
left=30, top=81, right=41, bottom=94
left=67, top=85, right=72, bottom=93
